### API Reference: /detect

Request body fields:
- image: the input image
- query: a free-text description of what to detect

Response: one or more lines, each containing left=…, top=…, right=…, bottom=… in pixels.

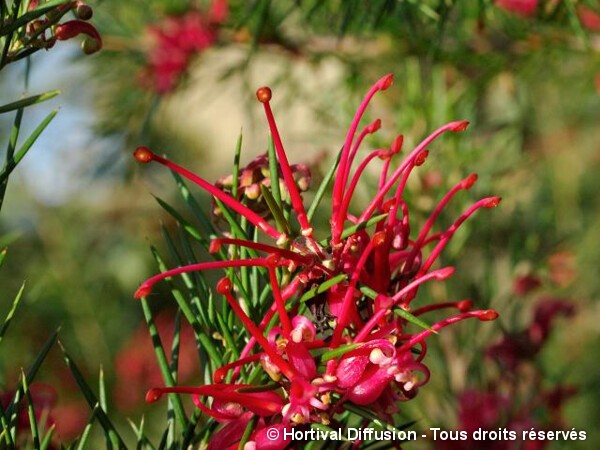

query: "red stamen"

left=342, top=119, right=382, bottom=197
left=331, top=237, right=385, bottom=347
left=412, top=299, right=473, bottom=316
left=360, top=121, right=471, bottom=223
left=217, top=277, right=297, bottom=380
left=133, top=146, right=284, bottom=241
left=332, top=74, right=394, bottom=245
left=267, top=262, right=293, bottom=335
left=213, top=354, right=263, bottom=383
left=378, top=135, right=403, bottom=195
left=354, top=267, right=455, bottom=343
left=404, top=173, right=479, bottom=272
left=145, top=384, right=284, bottom=416
left=397, top=309, right=499, bottom=353
left=339, top=149, right=388, bottom=220
left=418, top=197, right=501, bottom=276
left=134, top=257, right=282, bottom=298
left=209, top=237, right=314, bottom=267
left=256, top=87, right=317, bottom=245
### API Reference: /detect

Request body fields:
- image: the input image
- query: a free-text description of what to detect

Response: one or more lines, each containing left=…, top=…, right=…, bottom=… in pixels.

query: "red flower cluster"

left=133, top=74, right=500, bottom=448
left=140, top=0, right=228, bottom=94
left=438, top=385, right=577, bottom=450
left=438, top=279, right=577, bottom=450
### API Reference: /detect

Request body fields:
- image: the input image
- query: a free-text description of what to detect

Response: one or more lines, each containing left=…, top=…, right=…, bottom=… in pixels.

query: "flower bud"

left=75, top=3, right=93, bottom=20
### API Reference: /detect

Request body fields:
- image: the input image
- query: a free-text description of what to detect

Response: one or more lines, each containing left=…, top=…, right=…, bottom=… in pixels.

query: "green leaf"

left=299, top=273, right=347, bottom=303
left=75, top=405, right=98, bottom=450
left=238, top=415, right=259, bottom=450
left=0, top=91, right=60, bottom=114
left=231, top=131, right=243, bottom=198
left=266, top=135, right=283, bottom=209
left=153, top=196, right=205, bottom=246
left=6, top=329, right=58, bottom=430
left=307, top=150, right=341, bottom=221
left=0, top=396, right=16, bottom=448
left=21, top=370, right=41, bottom=450
left=0, top=247, right=8, bottom=269
left=172, top=172, right=218, bottom=238
left=58, top=341, right=126, bottom=449
left=148, top=246, right=221, bottom=367
left=39, top=424, right=55, bottom=450
left=139, top=297, right=189, bottom=431
left=0, top=282, right=25, bottom=344
left=359, top=285, right=435, bottom=333
left=0, top=109, right=58, bottom=185
left=318, top=342, right=362, bottom=362
left=260, top=184, right=291, bottom=235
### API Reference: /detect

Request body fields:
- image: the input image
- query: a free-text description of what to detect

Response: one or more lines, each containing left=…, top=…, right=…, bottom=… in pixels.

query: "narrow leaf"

left=0, top=91, right=59, bottom=114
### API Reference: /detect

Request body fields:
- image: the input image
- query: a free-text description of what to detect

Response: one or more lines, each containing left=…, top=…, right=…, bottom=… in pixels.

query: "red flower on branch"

left=133, top=74, right=500, bottom=441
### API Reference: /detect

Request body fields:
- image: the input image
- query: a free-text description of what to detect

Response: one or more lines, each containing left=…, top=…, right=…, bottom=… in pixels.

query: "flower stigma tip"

left=437, top=267, right=456, bottom=279
left=479, top=310, right=500, bottom=321
left=216, top=277, right=233, bottom=294
left=376, top=73, right=394, bottom=91
left=415, top=150, right=429, bottom=166
left=391, top=135, right=404, bottom=153
left=451, top=121, right=470, bottom=132
left=368, top=119, right=382, bottom=133
left=134, top=146, right=154, bottom=163
left=134, top=284, right=152, bottom=299
left=146, top=388, right=163, bottom=403
left=457, top=300, right=473, bottom=312
left=485, top=197, right=502, bottom=208
left=256, top=87, right=272, bottom=103
left=462, top=173, right=478, bottom=189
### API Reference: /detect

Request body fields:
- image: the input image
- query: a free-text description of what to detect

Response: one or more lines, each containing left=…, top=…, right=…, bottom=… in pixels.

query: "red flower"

left=133, top=74, right=500, bottom=440
left=487, top=298, right=574, bottom=369
left=141, top=1, right=228, bottom=94
left=113, top=310, right=199, bottom=410
left=578, top=4, right=600, bottom=31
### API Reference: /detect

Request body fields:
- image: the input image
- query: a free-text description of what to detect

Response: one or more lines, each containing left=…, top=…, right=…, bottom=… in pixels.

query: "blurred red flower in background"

left=140, top=0, right=228, bottom=94
left=495, top=0, right=538, bottom=17
left=113, top=311, right=199, bottom=410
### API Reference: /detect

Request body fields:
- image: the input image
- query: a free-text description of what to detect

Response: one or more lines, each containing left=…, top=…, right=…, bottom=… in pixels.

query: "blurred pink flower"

left=141, top=1, right=228, bottom=94
left=495, top=0, right=539, bottom=17
left=487, top=298, right=574, bottom=370
left=578, top=4, right=600, bottom=31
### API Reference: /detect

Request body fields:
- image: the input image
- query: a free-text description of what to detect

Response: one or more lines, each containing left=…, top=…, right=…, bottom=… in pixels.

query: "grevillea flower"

left=140, top=1, right=228, bottom=94
left=438, top=386, right=576, bottom=450
left=133, top=73, right=500, bottom=443
left=487, top=297, right=574, bottom=370
left=578, top=4, right=600, bottom=31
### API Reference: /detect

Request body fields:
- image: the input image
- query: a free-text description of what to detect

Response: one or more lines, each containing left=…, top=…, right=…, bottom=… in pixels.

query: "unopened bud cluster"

left=12, top=1, right=101, bottom=62
left=213, top=153, right=310, bottom=220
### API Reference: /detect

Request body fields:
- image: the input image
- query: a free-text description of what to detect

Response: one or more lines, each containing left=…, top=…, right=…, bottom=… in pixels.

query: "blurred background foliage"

left=1, top=0, right=599, bottom=447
